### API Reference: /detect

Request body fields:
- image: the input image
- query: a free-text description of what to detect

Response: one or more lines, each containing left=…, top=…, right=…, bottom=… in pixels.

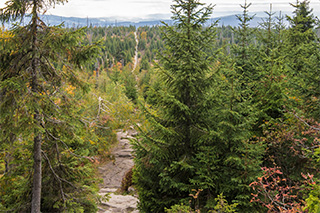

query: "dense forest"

left=1, top=0, right=320, bottom=212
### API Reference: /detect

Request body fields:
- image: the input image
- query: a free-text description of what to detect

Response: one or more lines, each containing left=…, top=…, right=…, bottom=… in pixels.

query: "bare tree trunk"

left=30, top=1, right=42, bottom=212
left=31, top=130, right=42, bottom=213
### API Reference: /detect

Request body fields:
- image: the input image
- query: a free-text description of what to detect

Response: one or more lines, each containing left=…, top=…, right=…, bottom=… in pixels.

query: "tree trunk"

left=30, top=1, right=42, bottom=212
left=31, top=129, right=42, bottom=213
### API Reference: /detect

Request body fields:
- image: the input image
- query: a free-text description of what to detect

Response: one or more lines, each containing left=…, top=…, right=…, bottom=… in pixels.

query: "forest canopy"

left=1, top=0, right=320, bottom=212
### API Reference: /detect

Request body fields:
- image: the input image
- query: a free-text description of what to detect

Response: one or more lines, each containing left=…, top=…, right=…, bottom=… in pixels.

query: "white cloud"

left=0, top=0, right=320, bottom=19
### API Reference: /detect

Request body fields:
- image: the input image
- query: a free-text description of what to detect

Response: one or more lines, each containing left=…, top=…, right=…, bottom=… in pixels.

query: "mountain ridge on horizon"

left=40, top=13, right=284, bottom=28
left=3, top=12, right=291, bottom=28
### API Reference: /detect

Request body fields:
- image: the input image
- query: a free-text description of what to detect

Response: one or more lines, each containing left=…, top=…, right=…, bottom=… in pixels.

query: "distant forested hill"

left=3, top=14, right=266, bottom=28
left=42, top=14, right=265, bottom=27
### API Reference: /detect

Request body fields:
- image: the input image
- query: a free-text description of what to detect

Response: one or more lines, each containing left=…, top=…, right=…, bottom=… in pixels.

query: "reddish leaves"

left=250, top=167, right=304, bottom=213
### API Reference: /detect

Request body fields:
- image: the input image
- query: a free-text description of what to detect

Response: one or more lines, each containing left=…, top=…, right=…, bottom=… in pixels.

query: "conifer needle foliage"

left=0, top=0, right=101, bottom=212
left=133, top=0, right=262, bottom=212
left=133, top=0, right=216, bottom=211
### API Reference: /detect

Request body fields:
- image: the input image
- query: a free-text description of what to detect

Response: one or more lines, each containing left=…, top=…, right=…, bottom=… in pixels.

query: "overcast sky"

left=0, top=0, right=320, bottom=21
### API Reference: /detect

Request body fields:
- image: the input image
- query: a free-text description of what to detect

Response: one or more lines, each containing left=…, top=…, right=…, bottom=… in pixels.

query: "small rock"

left=101, top=194, right=138, bottom=210
left=119, top=139, right=130, bottom=146
left=99, top=188, right=118, bottom=193
left=131, top=132, right=138, bottom=137
left=115, top=149, right=134, bottom=158
left=128, top=186, right=135, bottom=193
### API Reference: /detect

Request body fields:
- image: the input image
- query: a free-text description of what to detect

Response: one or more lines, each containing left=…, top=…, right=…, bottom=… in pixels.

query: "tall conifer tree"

left=134, top=0, right=263, bottom=212
left=254, top=6, right=288, bottom=126
left=232, top=1, right=257, bottom=83
left=134, top=0, right=216, bottom=212
left=0, top=0, right=100, bottom=212
left=286, top=0, right=320, bottom=118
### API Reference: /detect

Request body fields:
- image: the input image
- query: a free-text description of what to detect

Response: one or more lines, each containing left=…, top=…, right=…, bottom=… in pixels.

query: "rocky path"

left=98, top=128, right=139, bottom=213
left=132, top=31, right=139, bottom=73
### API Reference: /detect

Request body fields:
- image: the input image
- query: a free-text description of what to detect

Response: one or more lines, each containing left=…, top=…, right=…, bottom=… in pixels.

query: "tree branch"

left=41, top=150, right=66, bottom=202
left=290, top=111, right=320, bottom=131
left=41, top=124, right=94, bottom=161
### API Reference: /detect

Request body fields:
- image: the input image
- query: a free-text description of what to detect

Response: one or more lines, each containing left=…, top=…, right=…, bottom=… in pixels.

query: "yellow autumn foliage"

left=65, top=84, right=76, bottom=95
left=289, top=96, right=301, bottom=102
left=0, top=27, right=14, bottom=42
left=89, top=139, right=96, bottom=145
left=140, top=31, right=147, bottom=40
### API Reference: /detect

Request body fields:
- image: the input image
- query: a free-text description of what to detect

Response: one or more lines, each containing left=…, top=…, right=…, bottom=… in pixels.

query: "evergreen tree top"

left=287, top=0, right=317, bottom=32
left=170, top=0, right=214, bottom=27
left=0, top=0, right=67, bottom=22
left=235, top=1, right=255, bottom=31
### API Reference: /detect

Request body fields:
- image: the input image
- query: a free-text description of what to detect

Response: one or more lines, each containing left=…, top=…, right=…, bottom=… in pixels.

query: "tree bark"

left=30, top=1, right=42, bottom=212
left=31, top=129, right=42, bottom=213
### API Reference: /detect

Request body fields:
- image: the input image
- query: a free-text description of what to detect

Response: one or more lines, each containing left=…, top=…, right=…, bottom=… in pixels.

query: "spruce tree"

left=133, top=0, right=263, bottom=212
left=232, top=1, right=257, bottom=83
left=0, top=0, right=100, bottom=212
left=287, top=0, right=316, bottom=44
left=254, top=7, right=288, bottom=126
left=285, top=0, right=320, bottom=118
left=133, top=0, right=217, bottom=212
left=202, top=2, right=263, bottom=210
